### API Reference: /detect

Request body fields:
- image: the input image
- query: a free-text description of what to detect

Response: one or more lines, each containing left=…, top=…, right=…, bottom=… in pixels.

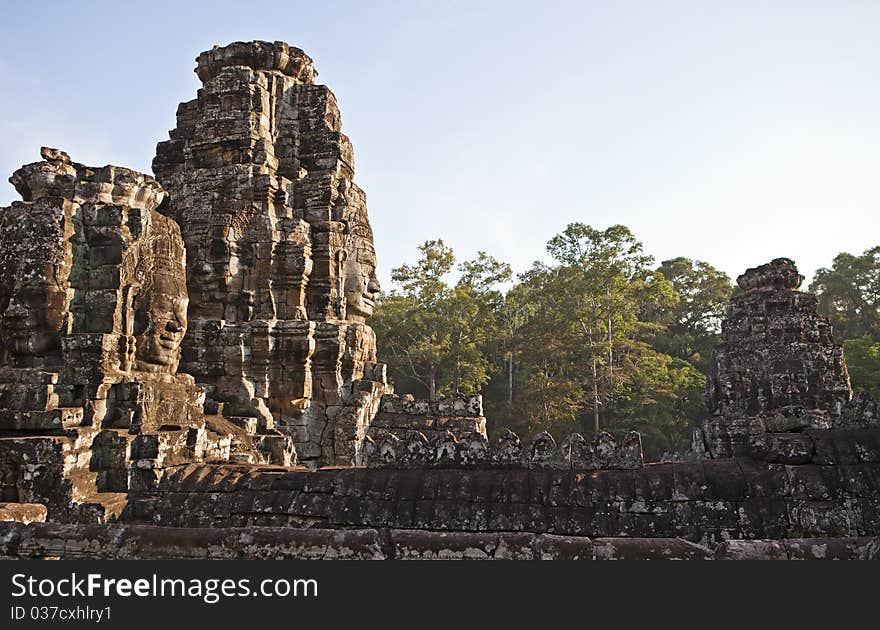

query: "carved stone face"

left=0, top=281, right=67, bottom=363
left=0, top=206, right=69, bottom=367
left=343, top=240, right=380, bottom=323
left=134, top=272, right=188, bottom=373
left=187, top=231, right=242, bottom=311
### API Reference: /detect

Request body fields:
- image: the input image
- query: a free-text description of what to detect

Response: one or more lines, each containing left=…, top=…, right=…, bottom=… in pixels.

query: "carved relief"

left=152, top=40, right=390, bottom=466
left=0, top=200, right=72, bottom=368
left=131, top=224, right=189, bottom=374
left=0, top=148, right=283, bottom=521
left=701, top=258, right=853, bottom=458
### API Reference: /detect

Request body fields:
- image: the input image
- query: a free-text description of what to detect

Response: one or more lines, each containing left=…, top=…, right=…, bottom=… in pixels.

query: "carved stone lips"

left=158, top=333, right=182, bottom=348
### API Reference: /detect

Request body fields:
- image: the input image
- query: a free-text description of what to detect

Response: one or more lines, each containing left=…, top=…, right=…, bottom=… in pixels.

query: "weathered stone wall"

left=0, top=502, right=46, bottom=524
left=364, top=428, right=643, bottom=470
left=3, top=521, right=876, bottom=559
left=130, top=426, right=880, bottom=545
left=748, top=428, right=880, bottom=465
left=367, top=393, right=487, bottom=444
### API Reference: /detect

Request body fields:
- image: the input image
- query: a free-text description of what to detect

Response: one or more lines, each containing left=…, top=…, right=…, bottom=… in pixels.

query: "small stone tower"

left=701, top=258, right=852, bottom=457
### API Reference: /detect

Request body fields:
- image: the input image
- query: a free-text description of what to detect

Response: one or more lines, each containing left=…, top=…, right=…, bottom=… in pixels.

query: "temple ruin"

left=0, top=41, right=878, bottom=560
left=699, top=258, right=854, bottom=458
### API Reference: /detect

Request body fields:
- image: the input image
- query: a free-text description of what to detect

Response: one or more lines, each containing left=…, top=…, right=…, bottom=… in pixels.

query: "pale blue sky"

left=1, top=1, right=878, bottom=288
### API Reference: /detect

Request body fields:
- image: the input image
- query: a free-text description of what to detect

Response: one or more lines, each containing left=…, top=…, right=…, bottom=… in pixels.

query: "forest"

left=371, top=224, right=880, bottom=461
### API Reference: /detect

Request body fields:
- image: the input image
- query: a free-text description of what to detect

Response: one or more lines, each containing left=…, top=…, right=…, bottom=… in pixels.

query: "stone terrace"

left=132, top=427, right=880, bottom=544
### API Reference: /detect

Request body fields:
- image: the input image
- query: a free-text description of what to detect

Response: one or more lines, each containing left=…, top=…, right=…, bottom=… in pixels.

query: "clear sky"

left=1, top=1, right=878, bottom=289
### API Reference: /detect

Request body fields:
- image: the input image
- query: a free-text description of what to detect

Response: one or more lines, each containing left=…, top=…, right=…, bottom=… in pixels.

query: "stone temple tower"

left=700, top=258, right=852, bottom=457
left=153, top=41, right=388, bottom=467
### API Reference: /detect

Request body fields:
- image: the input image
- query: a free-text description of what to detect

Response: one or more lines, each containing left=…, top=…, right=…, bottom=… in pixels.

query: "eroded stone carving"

left=342, top=193, right=381, bottom=324
left=367, top=393, right=488, bottom=446
left=701, top=258, right=853, bottom=457
left=0, top=149, right=280, bottom=522
left=838, top=391, right=880, bottom=429
left=364, top=428, right=644, bottom=470
left=131, top=230, right=189, bottom=374
left=153, top=40, right=390, bottom=466
left=0, top=208, right=71, bottom=368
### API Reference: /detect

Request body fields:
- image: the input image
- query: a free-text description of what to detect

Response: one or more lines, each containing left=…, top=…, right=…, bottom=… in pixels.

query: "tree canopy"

left=373, top=230, right=879, bottom=461
left=810, top=246, right=880, bottom=341
left=371, top=240, right=510, bottom=401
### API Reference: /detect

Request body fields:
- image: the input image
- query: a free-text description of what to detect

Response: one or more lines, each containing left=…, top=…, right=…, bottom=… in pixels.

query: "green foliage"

left=809, top=245, right=880, bottom=408
left=389, top=238, right=455, bottom=304
left=843, top=336, right=880, bottom=399
left=649, top=257, right=733, bottom=373
left=809, top=246, right=880, bottom=341
left=374, top=231, right=880, bottom=460
left=372, top=240, right=510, bottom=400
left=604, top=354, right=706, bottom=460
left=500, top=224, right=679, bottom=437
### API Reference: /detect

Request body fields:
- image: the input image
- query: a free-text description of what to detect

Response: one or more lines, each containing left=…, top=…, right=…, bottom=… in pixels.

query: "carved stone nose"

left=166, top=319, right=183, bottom=333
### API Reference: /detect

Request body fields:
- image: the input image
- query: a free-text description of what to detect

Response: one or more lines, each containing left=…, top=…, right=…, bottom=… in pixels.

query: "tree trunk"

left=592, top=358, right=600, bottom=434
left=428, top=366, right=437, bottom=401
left=507, top=354, right=514, bottom=405
left=606, top=286, right=613, bottom=388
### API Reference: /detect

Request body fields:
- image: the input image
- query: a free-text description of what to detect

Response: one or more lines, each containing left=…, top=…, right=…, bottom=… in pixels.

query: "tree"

left=501, top=266, right=585, bottom=435
left=374, top=226, right=733, bottom=455
left=843, top=336, right=880, bottom=400
left=509, top=224, right=675, bottom=435
left=480, top=280, right=534, bottom=434
left=371, top=241, right=511, bottom=400
left=603, top=353, right=706, bottom=460
left=809, top=246, right=880, bottom=341
left=649, top=257, right=733, bottom=373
